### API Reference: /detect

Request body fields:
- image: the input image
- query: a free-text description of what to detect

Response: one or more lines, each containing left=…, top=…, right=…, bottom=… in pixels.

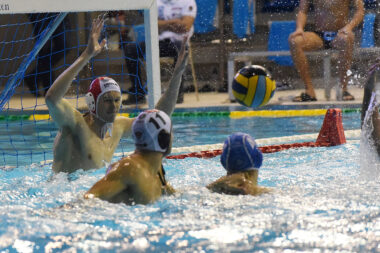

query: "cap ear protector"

left=85, top=92, right=96, bottom=112
left=158, top=129, right=171, bottom=150
left=86, top=76, right=121, bottom=115
left=133, top=129, right=171, bottom=149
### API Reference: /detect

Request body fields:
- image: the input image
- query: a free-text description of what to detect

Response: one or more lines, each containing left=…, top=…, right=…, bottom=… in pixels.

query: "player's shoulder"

left=109, top=156, right=139, bottom=178
left=114, top=114, right=134, bottom=125
left=113, top=115, right=134, bottom=135
left=120, top=156, right=153, bottom=182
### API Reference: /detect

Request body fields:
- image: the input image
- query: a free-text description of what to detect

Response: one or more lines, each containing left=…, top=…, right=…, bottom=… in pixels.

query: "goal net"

left=0, top=0, right=161, bottom=167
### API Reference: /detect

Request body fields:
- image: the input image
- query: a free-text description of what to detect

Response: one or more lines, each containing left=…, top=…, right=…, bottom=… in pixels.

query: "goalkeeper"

left=45, top=17, right=188, bottom=173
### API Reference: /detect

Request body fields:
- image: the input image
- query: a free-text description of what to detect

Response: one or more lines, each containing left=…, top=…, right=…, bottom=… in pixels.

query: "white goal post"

left=5, top=0, right=162, bottom=108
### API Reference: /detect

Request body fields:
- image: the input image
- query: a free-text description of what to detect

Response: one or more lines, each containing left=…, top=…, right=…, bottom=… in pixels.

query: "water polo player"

left=45, top=17, right=188, bottom=173
left=207, top=132, right=271, bottom=196
left=85, top=110, right=175, bottom=205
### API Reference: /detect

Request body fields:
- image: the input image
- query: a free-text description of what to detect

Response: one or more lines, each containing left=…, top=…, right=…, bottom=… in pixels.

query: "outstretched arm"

left=45, top=18, right=107, bottom=128
left=121, top=38, right=189, bottom=138
left=155, top=37, right=189, bottom=116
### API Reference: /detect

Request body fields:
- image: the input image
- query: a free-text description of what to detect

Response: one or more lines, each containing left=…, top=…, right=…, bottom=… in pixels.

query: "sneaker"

left=122, top=95, right=146, bottom=105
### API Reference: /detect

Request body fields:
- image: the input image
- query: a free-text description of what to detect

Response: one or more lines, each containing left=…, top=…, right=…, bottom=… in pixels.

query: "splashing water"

left=360, top=92, right=380, bottom=180
left=0, top=113, right=378, bottom=252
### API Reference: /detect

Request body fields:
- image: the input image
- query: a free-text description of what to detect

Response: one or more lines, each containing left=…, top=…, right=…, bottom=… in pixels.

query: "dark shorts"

left=314, top=31, right=338, bottom=49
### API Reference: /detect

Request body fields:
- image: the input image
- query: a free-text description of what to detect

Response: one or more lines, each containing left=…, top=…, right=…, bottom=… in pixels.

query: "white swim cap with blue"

left=132, top=109, right=172, bottom=153
left=221, top=132, right=263, bottom=173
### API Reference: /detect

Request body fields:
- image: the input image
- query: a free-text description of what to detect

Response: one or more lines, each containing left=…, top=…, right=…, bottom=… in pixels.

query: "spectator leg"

left=288, top=32, right=323, bottom=99
left=332, top=31, right=355, bottom=100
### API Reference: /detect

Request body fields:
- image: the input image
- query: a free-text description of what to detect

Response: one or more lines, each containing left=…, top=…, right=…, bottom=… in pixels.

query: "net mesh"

left=0, top=11, right=148, bottom=167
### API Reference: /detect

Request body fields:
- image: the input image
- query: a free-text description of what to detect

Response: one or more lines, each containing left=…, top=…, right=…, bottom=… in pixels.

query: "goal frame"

left=3, top=0, right=161, bottom=108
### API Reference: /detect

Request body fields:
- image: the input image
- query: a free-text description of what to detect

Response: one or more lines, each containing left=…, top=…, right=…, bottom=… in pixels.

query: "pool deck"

left=173, top=87, right=364, bottom=109
left=4, top=87, right=364, bottom=113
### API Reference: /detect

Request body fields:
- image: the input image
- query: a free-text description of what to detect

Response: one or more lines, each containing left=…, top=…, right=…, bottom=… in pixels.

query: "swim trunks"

left=314, top=31, right=337, bottom=49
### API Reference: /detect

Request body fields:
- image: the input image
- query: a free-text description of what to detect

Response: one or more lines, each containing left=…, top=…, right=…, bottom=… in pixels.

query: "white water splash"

left=360, top=92, right=380, bottom=180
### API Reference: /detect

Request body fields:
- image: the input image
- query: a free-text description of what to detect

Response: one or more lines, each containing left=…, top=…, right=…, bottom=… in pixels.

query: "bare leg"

left=332, top=31, right=355, bottom=100
left=288, top=32, right=324, bottom=99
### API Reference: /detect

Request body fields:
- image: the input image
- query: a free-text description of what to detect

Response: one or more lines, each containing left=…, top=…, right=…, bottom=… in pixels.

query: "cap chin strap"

left=90, top=111, right=114, bottom=139
left=101, top=123, right=113, bottom=139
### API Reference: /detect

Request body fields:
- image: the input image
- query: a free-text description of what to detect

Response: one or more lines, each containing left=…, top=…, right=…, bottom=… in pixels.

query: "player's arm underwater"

left=361, top=58, right=380, bottom=155
left=45, top=18, right=106, bottom=128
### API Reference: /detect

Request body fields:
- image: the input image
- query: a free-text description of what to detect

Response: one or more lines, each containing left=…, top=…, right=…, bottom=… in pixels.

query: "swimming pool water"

left=0, top=111, right=362, bottom=166
left=0, top=112, right=379, bottom=252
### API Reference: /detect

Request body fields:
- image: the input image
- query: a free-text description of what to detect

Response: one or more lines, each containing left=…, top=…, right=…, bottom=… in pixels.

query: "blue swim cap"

left=220, top=132, right=263, bottom=173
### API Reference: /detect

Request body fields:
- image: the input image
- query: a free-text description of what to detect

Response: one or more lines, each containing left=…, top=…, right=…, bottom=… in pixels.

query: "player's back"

left=106, top=154, right=164, bottom=204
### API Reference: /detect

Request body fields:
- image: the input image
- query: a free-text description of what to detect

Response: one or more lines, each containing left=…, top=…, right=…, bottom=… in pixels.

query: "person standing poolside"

left=45, top=17, right=188, bottom=173
left=207, top=133, right=271, bottom=196
left=84, top=110, right=175, bottom=205
left=288, top=0, right=364, bottom=102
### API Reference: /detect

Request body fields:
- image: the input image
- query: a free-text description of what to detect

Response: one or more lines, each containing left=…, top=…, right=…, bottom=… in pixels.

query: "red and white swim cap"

left=85, top=77, right=121, bottom=115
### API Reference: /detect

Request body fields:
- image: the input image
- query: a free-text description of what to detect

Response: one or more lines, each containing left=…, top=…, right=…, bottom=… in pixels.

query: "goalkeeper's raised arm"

left=44, top=16, right=186, bottom=173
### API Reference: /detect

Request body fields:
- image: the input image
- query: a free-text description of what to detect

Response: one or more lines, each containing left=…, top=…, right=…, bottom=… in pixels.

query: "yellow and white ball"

left=232, top=65, right=276, bottom=108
